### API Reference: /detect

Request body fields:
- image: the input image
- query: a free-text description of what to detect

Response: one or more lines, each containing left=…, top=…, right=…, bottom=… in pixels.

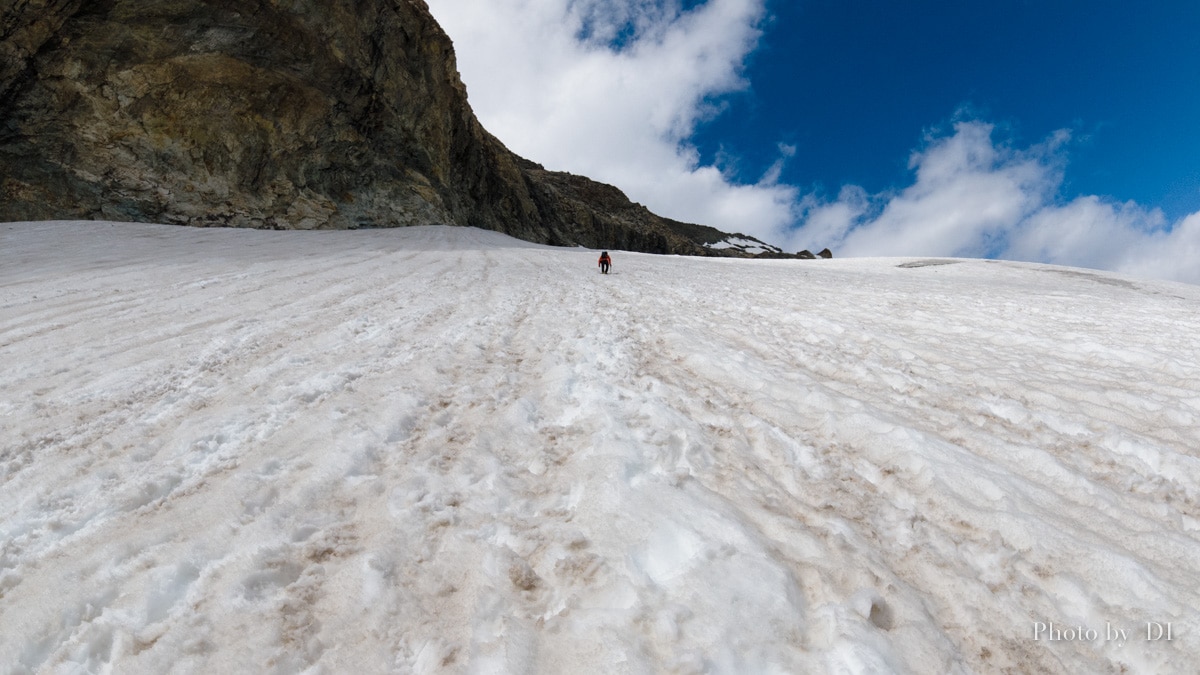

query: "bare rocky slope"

left=0, top=0, right=785, bottom=256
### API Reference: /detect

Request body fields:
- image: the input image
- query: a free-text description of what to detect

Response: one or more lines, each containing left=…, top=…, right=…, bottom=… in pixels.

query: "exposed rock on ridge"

left=0, top=0, right=789, bottom=256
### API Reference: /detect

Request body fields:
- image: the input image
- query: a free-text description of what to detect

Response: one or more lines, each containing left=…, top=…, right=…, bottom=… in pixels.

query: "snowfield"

left=2, top=221, right=1200, bottom=674
left=702, top=237, right=781, bottom=255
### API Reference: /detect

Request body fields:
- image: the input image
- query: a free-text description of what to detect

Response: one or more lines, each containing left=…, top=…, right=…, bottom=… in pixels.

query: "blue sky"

left=694, top=0, right=1200, bottom=221
left=426, top=0, right=1200, bottom=283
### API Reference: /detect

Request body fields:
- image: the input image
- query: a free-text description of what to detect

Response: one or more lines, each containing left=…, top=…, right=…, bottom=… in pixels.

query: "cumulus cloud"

left=786, top=121, right=1065, bottom=257
left=425, top=0, right=797, bottom=234
left=426, top=0, right=1200, bottom=284
left=787, top=121, right=1200, bottom=284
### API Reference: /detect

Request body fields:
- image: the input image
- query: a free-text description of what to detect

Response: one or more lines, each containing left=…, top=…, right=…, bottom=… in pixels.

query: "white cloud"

left=426, top=0, right=797, bottom=234
left=787, top=121, right=1200, bottom=284
left=796, top=121, right=1059, bottom=258
left=426, top=1, right=1200, bottom=285
left=1014, top=198, right=1200, bottom=284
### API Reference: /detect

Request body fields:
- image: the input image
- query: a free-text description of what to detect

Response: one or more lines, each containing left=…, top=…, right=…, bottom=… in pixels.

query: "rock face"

left=0, top=0, right=784, bottom=256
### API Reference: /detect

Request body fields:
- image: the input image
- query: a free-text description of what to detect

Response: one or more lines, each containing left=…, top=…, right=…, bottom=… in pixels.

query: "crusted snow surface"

left=2, top=221, right=1199, bottom=674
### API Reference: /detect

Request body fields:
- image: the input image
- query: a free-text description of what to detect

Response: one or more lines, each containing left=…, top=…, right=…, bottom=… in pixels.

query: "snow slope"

left=703, top=236, right=782, bottom=255
left=2, top=221, right=1199, bottom=674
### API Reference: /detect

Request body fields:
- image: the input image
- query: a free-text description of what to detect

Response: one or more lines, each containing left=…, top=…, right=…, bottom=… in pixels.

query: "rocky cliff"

left=0, top=0, right=784, bottom=256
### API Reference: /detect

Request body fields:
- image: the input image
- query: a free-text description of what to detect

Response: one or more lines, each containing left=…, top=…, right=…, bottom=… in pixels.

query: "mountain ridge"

left=0, top=0, right=792, bottom=257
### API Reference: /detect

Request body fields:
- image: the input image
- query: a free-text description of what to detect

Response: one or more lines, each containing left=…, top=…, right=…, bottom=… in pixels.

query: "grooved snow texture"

left=2, top=222, right=1199, bottom=673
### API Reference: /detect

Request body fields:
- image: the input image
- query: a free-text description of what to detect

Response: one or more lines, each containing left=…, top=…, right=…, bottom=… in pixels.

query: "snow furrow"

left=2, top=222, right=1199, bottom=674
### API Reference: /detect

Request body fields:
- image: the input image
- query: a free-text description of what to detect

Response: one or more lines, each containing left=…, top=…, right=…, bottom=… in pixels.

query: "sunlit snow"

left=703, top=236, right=781, bottom=255
left=2, top=221, right=1199, bottom=674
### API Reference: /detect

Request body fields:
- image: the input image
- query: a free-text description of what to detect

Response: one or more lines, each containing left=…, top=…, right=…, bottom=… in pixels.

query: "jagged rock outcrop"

left=0, top=0, right=789, bottom=256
